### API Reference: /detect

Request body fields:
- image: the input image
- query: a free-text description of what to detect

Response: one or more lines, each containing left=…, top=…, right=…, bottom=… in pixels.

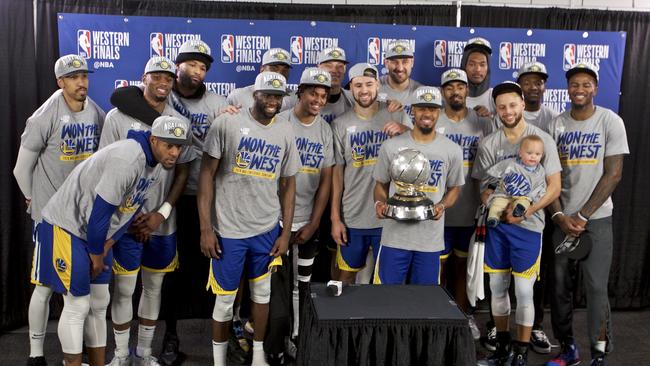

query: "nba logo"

left=150, top=33, right=164, bottom=57
left=367, top=37, right=381, bottom=65
left=499, top=42, right=512, bottom=69
left=290, top=36, right=303, bottom=64
left=563, top=43, right=576, bottom=70
left=433, top=40, right=446, bottom=67
left=77, top=30, right=91, bottom=59
left=221, top=34, right=235, bottom=63
left=114, top=80, right=128, bottom=89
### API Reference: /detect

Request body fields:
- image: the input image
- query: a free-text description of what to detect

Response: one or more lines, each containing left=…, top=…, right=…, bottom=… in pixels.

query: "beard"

left=448, top=99, right=464, bottom=111
left=178, top=72, right=202, bottom=90
left=354, top=93, right=377, bottom=108
left=419, top=126, right=434, bottom=135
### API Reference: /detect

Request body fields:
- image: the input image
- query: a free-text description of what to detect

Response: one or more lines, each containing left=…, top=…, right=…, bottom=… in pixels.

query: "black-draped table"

left=297, top=283, right=476, bottom=366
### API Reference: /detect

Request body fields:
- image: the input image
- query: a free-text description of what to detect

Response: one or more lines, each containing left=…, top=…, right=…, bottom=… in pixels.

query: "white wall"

left=213, top=0, right=650, bottom=11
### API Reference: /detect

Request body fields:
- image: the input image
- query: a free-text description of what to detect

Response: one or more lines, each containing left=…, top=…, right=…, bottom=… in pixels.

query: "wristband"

left=577, top=211, right=589, bottom=222
left=157, top=202, right=172, bottom=220
left=551, top=211, right=564, bottom=220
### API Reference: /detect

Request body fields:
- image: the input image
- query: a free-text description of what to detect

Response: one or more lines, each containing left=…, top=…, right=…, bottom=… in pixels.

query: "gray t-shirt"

left=320, top=89, right=354, bottom=124
left=378, top=76, right=423, bottom=120
left=41, top=139, right=162, bottom=242
left=170, top=89, right=228, bottom=195
left=226, top=84, right=295, bottom=112
left=466, top=88, right=496, bottom=114
left=486, top=158, right=546, bottom=202
left=435, top=108, right=493, bottom=227
left=373, top=132, right=464, bottom=252
left=20, top=90, right=105, bottom=222
left=331, top=102, right=412, bottom=229
left=472, top=123, right=561, bottom=233
left=524, top=105, right=558, bottom=134
left=99, top=104, right=194, bottom=235
left=278, top=110, right=335, bottom=223
left=548, top=107, right=629, bottom=219
left=203, top=108, right=301, bottom=238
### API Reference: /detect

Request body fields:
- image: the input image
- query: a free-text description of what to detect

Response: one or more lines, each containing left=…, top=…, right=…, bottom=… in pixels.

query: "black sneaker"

left=511, top=342, right=529, bottom=366
left=487, top=217, right=500, bottom=228
left=159, top=332, right=184, bottom=366
left=27, top=356, right=47, bottom=366
left=555, top=235, right=581, bottom=255
left=590, top=352, right=606, bottom=366
left=530, top=329, right=552, bottom=354
left=482, top=325, right=497, bottom=351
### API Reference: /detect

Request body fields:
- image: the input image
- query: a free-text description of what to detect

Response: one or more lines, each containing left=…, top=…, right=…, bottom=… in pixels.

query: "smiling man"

left=378, top=39, right=422, bottom=120
left=517, top=62, right=558, bottom=134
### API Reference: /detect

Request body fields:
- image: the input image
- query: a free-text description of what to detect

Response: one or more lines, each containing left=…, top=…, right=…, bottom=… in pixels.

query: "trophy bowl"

left=384, top=148, right=436, bottom=221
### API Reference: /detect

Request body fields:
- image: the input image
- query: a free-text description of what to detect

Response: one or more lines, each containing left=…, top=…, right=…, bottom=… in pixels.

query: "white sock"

left=212, top=340, right=228, bottom=366
left=292, top=286, right=300, bottom=338
left=136, top=324, right=155, bottom=357
left=252, top=340, right=268, bottom=366
left=28, top=285, right=52, bottom=357
left=595, top=340, right=606, bottom=353
left=113, top=328, right=130, bottom=358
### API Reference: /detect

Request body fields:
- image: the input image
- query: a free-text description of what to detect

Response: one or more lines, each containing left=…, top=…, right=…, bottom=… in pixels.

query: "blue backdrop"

left=58, top=13, right=626, bottom=114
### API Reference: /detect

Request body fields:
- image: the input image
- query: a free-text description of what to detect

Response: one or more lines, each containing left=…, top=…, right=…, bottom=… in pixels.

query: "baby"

left=485, top=135, right=546, bottom=228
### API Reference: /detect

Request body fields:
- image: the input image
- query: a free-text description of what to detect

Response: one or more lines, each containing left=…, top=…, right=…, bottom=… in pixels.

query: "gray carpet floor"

left=2, top=308, right=648, bottom=365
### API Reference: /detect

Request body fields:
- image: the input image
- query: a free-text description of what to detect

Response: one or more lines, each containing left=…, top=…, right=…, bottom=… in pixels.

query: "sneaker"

left=27, top=357, right=47, bottom=366
left=530, top=329, right=552, bottom=354
left=468, top=316, right=481, bottom=340
left=510, top=352, right=527, bottom=366
left=512, top=203, right=527, bottom=217
left=134, top=354, right=161, bottom=366
left=482, top=325, right=497, bottom=352
left=285, top=337, right=298, bottom=360
left=232, top=320, right=251, bottom=353
left=487, top=217, right=499, bottom=228
left=555, top=235, right=581, bottom=255
left=107, top=354, right=132, bottom=366
left=477, top=351, right=512, bottom=366
left=159, top=332, right=181, bottom=366
left=590, top=354, right=606, bottom=366
left=546, top=342, right=580, bottom=366
left=510, top=342, right=528, bottom=366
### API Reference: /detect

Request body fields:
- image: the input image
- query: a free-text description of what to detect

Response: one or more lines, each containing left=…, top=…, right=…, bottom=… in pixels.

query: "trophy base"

left=384, top=194, right=435, bottom=221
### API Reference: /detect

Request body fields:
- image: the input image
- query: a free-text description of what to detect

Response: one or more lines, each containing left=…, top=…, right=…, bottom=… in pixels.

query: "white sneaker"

left=106, top=354, right=132, bottom=366
left=133, top=355, right=160, bottom=366
left=468, top=315, right=481, bottom=340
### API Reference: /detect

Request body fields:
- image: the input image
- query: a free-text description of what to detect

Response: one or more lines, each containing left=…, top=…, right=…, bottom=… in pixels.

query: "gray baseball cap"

left=492, top=81, right=524, bottom=101
left=348, top=63, right=378, bottom=82
left=151, top=115, right=192, bottom=146
left=176, top=39, right=214, bottom=68
left=517, top=61, right=548, bottom=81
left=464, top=37, right=493, bottom=55
left=262, top=48, right=292, bottom=67
left=410, top=86, right=442, bottom=108
left=253, top=71, right=288, bottom=95
left=565, top=62, right=599, bottom=83
left=385, top=39, right=414, bottom=59
left=144, top=56, right=177, bottom=76
left=441, top=68, right=468, bottom=86
left=317, top=47, right=348, bottom=64
left=299, top=68, right=332, bottom=88
left=54, top=54, right=93, bottom=79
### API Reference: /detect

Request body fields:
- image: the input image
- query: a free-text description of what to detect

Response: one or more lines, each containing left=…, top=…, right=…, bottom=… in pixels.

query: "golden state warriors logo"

left=59, top=141, right=76, bottom=156
left=235, top=151, right=252, bottom=168
left=160, top=60, right=170, bottom=69
left=197, top=44, right=207, bottom=53
left=422, top=93, right=434, bottom=102
left=55, top=258, right=67, bottom=272
left=330, top=50, right=341, bottom=59
left=393, top=45, right=405, bottom=54
left=171, top=127, right=185, bottom=137
left=119, top=196, right=136, bottom=213
left=275, top=52, right=287, bottom=61
left=71, top=59, right=82, bottom=68
left=351, top=146, right=365, bottom=162
left=448, top=71, right=459, bottom=79
left=315, top=74, right=328, bottom=83
left=268, top=79, right=282, bottom=89
left=529, top=65, right=541, bottom=72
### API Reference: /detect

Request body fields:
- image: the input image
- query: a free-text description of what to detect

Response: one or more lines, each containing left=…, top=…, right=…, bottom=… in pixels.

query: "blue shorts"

left=112, top=233, right=178, bottom=275
left=375, top=245, right=440, bottom=285
left=484, top=224, right=542, bottom=279
left=207, top=225, right=283, bottom=295
left=336, top=228, right=381, bottom=272
left=442, top=226, right=475, bottom=259
left=37, top=221, right=113, bottom=296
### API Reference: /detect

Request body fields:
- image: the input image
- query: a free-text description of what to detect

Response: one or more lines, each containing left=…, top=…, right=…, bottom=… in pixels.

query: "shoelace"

left=532, top=329, right=550, bottom=343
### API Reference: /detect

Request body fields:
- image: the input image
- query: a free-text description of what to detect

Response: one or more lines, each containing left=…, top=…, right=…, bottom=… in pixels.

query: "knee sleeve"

left=84, top=284, right=110, bottom=348
left=249, top=275, right=271, bottom=304
left=489, top=272, right=511, bottom=317
left=212, top=294, right=236, bottom=322
left=514, top=275, right=536, bottom=327
left=111, top=274, right=138, bottom=325
left=29, top=285, right=53, bottom=333
left=58, top=293, right=90, bottom=354
left=138, top=271, right=165, bottom=320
